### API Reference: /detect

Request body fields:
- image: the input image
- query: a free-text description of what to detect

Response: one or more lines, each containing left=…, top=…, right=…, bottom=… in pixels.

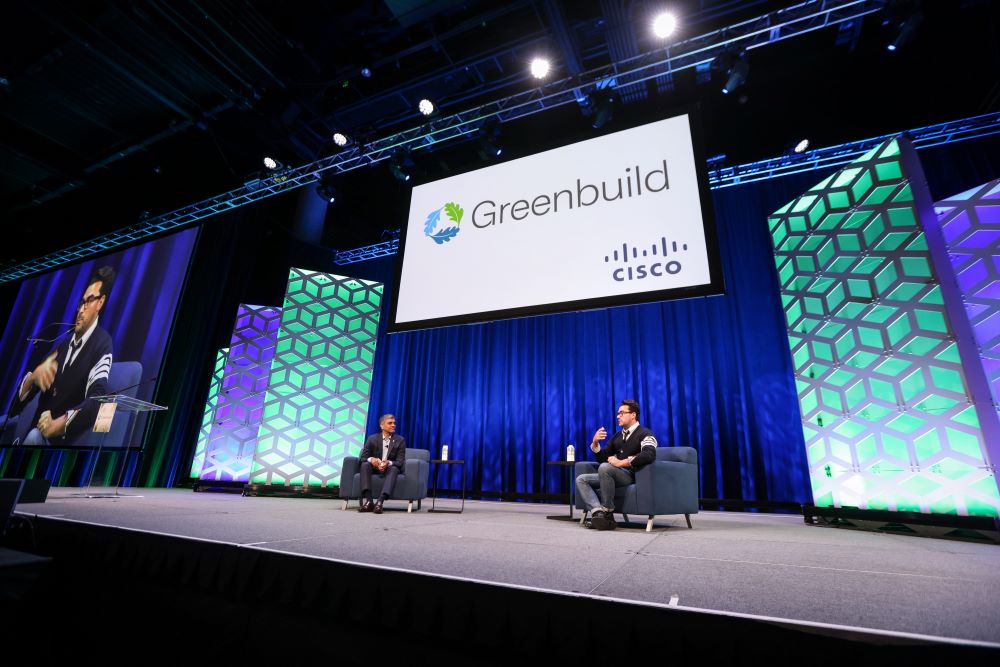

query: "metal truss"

left=0, top=1, right=892, bottom=284
left=709, top=111, right=1000, bottom=188
left=333, top=112, right=1000, bottom=265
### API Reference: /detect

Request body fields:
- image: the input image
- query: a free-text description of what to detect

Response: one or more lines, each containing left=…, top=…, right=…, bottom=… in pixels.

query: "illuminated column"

left=190, top=347, right=228, bottom=479
left=935, top=179, right=1000, bottom=411
left=200, top=305, right=282, bottom=482
left=251, top=269, right=383, bottom=487
left=768, top=137, right=1000, bottom=516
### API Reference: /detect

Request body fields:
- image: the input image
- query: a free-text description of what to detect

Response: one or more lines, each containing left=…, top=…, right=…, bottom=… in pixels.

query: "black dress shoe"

left=373, top=498, right=384, bottom=514
left=358, top=498, right=374, bottom=513
left=591, top=510, right=617, bottom=531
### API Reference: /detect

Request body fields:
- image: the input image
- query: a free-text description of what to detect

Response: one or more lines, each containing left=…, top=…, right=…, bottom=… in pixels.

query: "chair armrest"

left=633, top=460, right=699, bottom=515
left=409, top=458, right=429, bottom=497
left=574, top=461, right=598, bottom=477
left=339, top=456, right=361, bottom=498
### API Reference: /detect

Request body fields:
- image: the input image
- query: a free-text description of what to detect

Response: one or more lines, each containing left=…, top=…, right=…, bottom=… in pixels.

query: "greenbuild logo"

left=423, top=202, right=464, bottom=244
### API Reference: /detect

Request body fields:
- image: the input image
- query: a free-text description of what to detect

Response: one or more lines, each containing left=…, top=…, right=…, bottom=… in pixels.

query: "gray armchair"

left=339, top=448, right=430, bottom=512
left=575, top=446, right=699, bottom=532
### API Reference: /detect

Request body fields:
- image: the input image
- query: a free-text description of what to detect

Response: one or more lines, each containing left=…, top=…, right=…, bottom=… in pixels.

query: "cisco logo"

left=422, top=202, right=464, bottom=244
left=604, top=237, right=687, bottom=282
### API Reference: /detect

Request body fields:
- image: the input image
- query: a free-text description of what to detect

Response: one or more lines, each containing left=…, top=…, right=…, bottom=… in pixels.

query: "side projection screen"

left=389, top=111, right=723, bottom=332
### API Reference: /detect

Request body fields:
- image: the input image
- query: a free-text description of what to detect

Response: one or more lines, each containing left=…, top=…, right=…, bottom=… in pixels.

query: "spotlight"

left=586, top=90, right=617, bottom=130
left=418, top=98, right=436, bottom=116
left=390, top=148, right=414, bottom=182
left=652, top=13, right=677, bottom=39
left=530, top=57, right=551, bottom=79
left=316, top=179, right=338, bottom=204
left=361, top=67, right=372, bottom=78
left=477, top=118, right=503, bottom=159
left=263, top=156, right=282, bottom=170
left=721, top=53, right=748, bottom=95
left=332, top=132, right=349, bottom=147
left=793, top=139, right=810, bottom=154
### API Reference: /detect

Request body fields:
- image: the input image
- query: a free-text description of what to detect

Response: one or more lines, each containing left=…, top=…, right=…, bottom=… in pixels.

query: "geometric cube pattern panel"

left=199, top=305, right=282, bottom=482
left=250, top=270, right=382, bottom=487
left=935, top=179, right=1000, bottom=411
left=189, top=347, right=229, bottom=479
left=768, top=138, right=1000, bottom=517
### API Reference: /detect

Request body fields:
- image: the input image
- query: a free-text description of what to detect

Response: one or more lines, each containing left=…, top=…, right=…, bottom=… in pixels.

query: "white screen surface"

left=390, top=112, right=722, bottom=331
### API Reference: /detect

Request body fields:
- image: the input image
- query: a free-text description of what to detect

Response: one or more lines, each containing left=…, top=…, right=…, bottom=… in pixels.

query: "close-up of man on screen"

left=9, top=265, right=116, bottom=445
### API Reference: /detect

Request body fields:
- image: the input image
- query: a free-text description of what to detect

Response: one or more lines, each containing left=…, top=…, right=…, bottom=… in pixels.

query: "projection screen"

left=389, top=110, right=723, bottom=332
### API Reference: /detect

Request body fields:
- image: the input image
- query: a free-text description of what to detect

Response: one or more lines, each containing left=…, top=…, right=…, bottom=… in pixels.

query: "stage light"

left=477, top=118, right=503, bottom=159
left=588, top=91, right=617, bottom=129
left=390, top=148, right=414, bottom=182
left=652, top=13, right=677, bottom=39
left=263, top=156, right=282, bottom=170
left=332, top=132, right=349, bottom=147
left=530, top=57, right=551, bottom=79
left=418, top=98, right=436, bottom=116
left=794, top=139, right=810, bottom=153
left=361, top=67, right=372, bottom=78
left=316, top=180, right=338, bottom=204
left=721, top=54, right=749, bottom=94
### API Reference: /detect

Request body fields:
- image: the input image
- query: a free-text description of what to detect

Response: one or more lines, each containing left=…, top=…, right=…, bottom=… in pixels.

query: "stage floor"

left=14, top=488, right=1000, bottom=648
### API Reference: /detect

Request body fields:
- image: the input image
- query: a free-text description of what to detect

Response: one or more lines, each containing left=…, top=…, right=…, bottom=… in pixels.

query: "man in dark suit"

left=12, top=266, right=116, bottom=446
left=575, top=399, right=658, bottom=531
left=358, top=414, right=406, bottom=514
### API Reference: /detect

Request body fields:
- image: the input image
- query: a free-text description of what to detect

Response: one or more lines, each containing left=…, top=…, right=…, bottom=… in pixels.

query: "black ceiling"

left=2, top=0, right=998, bottom=265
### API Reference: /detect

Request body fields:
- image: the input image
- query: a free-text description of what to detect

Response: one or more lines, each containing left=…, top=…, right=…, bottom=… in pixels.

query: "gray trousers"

left=575, top=462, right=634, bottom=512
left=360, top=461, right=400, bottom=498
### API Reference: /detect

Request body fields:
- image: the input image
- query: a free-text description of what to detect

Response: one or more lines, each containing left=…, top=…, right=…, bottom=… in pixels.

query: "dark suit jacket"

left=595, top=425, right=657, bottom=472
left=13, top=326, right=113, bottom=442
left=360, top=433, right=406, bottom=473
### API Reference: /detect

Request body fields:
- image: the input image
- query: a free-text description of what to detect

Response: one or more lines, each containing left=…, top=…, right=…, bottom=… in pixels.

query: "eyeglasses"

left=78, top=294, right=103, bottom=309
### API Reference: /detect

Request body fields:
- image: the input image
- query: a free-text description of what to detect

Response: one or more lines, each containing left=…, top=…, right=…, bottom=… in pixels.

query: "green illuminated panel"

left=769, top=138, right=1000, bottom=517
left=190, top=348, right=228, bottom=478
left=250, top=270, right=383, bottom=487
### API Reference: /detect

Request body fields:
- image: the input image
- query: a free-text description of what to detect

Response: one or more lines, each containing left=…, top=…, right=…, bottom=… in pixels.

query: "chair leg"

left=417, top=499, right=422, bottom=511
left=580, top=510, right=589, bottom=526
left=623, top=513, right=630, bottom=526
left=407, top=500, right=413, bottom=513
left=646, top=516, right=654, bottom=532
left=685, top=513, right=693, bottom=529
left=341, top=499, right=348, bottom=511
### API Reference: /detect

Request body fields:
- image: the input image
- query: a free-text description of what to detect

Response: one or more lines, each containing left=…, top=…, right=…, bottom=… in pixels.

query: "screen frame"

left=386, top=106, right=725, bottom=333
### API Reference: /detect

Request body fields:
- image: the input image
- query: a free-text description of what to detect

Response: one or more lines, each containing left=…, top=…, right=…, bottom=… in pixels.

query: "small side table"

left=546, top=460, right=577, bottom=521
left=429, top=459, right=465, bottom=513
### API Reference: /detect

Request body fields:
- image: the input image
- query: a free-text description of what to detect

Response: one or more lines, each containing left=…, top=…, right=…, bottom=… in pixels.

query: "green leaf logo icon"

left=444, top=202, right=464, bottom=225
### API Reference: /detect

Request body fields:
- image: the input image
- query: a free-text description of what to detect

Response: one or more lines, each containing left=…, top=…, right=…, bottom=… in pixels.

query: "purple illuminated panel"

left=199, top=305, right=281, bottom=482
left=936, top=179, right=1000, bottom=412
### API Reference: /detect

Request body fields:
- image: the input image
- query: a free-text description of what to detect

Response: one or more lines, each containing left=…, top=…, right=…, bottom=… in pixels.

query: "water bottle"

left=566, top=444, right=575, bottom=462
left=441, top=444, right=449, bottom=461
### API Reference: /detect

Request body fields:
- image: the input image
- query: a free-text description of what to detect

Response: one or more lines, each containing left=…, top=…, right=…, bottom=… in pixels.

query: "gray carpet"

left=15, top=488, right=1000, bottom=645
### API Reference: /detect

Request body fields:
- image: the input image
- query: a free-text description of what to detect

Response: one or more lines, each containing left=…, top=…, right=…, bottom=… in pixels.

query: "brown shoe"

left=373, top=498, right=384, bottom=514
left=358, top=498, right=374, bottom=513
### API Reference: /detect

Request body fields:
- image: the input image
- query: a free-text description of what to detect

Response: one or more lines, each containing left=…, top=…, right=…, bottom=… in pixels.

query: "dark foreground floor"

left=3, top=488, right=998, bottom=662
